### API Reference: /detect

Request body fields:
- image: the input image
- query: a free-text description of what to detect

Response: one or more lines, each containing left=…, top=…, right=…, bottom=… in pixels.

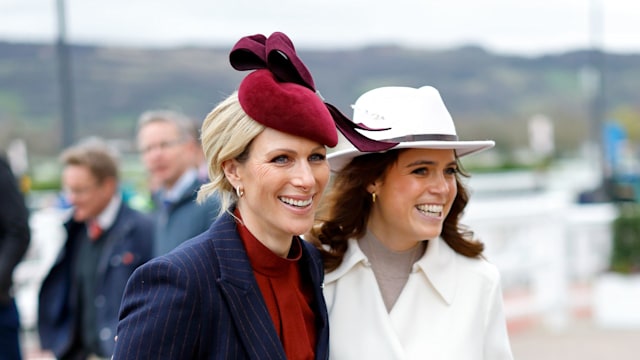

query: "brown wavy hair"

left=309, top=149, right=484, bottom=272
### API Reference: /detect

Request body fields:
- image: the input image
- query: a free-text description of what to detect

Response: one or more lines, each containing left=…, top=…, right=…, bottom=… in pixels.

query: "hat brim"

left=328, top=140, right=495, bottom=172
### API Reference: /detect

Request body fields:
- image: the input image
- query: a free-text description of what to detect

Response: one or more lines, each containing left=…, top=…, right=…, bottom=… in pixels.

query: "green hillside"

left=1, top=41, right=639, bottom=158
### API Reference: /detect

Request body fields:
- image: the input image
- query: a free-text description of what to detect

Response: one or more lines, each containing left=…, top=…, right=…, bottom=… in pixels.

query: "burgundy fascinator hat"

left=229, top=32, right=395, bottom=151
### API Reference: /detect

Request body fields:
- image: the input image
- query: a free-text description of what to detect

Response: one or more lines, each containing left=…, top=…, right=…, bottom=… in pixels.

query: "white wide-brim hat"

left=328, top=86, right=495, bottom=171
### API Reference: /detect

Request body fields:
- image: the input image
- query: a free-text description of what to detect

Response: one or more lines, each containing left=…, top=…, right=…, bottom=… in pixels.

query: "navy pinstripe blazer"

left=113, top=209, right=329, bottom=359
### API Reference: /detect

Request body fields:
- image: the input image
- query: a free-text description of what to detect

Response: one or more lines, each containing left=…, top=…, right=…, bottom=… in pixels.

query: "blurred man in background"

left=136, top=110, right=220, bottom=256
left=0, top=155, right=31, bottom=360
left=38, top=139, right=153, bottom=359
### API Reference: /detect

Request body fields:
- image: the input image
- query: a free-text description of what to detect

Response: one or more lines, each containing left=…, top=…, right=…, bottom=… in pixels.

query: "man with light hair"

left=137, top=110, right=220, bottom=256
left=38, top=138, right=153, bottom=359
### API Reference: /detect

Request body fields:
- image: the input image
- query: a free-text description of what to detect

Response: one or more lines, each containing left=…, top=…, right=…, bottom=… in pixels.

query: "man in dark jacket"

left=0, top=155, right=31, bottom=360
left=136, top=110, right=220, bottom=256
left=38, top=139, right=153, bottom=359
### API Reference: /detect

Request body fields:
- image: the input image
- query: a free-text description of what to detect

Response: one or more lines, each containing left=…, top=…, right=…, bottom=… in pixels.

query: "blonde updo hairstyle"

left=197, top=92, right=265, bottom=213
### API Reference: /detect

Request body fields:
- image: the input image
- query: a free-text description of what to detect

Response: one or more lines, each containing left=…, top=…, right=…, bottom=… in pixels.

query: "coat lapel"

left=300, top=241, right=330, bottom=360
left=417, top=236, right=458, bottom=305
left=211, top=212, right=287, bottom=360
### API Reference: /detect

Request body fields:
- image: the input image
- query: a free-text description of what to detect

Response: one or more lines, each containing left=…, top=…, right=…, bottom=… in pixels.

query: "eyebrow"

left=405, top=159, right=457, bottom=167
left=266, top=145, right=326, bottom=156
left=265, top=145, right=326, bottom=157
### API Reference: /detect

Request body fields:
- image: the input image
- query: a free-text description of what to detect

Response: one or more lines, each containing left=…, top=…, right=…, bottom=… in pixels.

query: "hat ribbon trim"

left=385, top=134, right=459, bottom=142
left=325, top=103, right=398, bottom=152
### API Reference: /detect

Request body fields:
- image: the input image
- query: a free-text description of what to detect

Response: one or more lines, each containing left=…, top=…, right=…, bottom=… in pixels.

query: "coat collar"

left=207, top=208, right=328, bottom=360
left=161, top=168, right=198, bottom=202
left=325, top=236, right=458, bottom=305
left=416, top=236, right=458, bottom=305
left=324, top=238, right=366, bottom=284
left=207, top=210, right=286, bottom=359
left=209, top=209, right=257, bottom=289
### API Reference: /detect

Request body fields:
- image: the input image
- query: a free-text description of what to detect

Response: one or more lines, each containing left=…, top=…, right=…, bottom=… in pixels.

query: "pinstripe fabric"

left=113, top=210, right=329, bottom=359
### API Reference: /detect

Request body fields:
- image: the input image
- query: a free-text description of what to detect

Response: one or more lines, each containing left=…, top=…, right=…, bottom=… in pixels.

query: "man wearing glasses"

left=136, top=110, right=221, bottom=256
left=38, top=138, right=153, bottom=360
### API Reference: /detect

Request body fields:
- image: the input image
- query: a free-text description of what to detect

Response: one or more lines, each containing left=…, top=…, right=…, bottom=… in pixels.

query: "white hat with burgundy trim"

left=328, top=85, right=495, bottom=171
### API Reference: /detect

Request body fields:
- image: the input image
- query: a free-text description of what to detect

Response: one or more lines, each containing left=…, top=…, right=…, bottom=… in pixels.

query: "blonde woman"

left=114, top=32, right=345, bottom=359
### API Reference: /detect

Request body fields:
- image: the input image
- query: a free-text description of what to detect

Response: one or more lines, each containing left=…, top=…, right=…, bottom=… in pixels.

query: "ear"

left=103, top=176, right=118, bottom=193
left=366, top=181, right=378, bottom=194
left=222, top=158, right=242, bottom=188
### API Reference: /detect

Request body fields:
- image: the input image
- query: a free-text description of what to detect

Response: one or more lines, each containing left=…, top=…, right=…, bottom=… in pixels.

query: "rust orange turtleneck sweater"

left=235, top=210, right=317, bottom=360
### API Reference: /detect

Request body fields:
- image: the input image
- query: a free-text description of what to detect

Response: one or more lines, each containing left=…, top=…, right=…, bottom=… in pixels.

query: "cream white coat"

left=324, top=237, right=513, bottom=360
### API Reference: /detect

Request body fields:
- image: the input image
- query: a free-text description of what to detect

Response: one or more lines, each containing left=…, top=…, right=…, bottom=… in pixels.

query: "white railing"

left=463, top=170, right=618, bottom=329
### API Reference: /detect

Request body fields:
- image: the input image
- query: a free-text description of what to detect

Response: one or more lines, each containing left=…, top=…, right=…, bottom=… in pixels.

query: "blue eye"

left=271, top=155, right=290, bottom=164
left=309, top=153, right=326, bottom=162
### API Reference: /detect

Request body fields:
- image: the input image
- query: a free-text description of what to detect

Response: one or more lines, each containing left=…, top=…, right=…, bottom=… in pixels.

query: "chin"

left=287, top=222, right=314, bottom=237
left=419, top=228, right=442, bottom=240
left=289, top=228, right=311, bottom=237
left=73, top=214, right=88, bottom=222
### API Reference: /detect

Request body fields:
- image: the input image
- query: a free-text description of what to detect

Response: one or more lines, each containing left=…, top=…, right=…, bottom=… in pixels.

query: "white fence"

left=463, top=169, right=619, bottom=329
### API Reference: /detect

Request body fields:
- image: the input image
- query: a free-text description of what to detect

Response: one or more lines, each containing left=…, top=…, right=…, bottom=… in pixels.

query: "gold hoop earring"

left=236, top=186, right=244, bottom=198
left=371, top=192, right=377, bottom=203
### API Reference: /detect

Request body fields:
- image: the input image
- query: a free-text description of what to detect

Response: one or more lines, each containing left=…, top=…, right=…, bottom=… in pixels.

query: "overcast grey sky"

left=0, top=0, right=638, bottom=55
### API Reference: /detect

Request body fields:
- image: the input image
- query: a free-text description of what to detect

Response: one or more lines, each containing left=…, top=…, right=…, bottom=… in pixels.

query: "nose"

left=65, top=193, right=78, bottom=205
left=142, top=146, right=163, bottom=161
left=429, top=173, right=450, bottom=194
left=291, top=161, right=315, bottom=191
left=63, top=190, right=80, bottom=204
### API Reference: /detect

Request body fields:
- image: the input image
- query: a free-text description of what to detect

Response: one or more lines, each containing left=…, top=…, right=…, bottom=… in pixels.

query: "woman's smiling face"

left=228, top=127, right=330, bottom=248
left=367, top=148, right=458, bottom=251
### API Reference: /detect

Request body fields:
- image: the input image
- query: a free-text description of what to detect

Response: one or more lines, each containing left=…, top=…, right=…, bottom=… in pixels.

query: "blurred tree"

left=611, top=106, right=640, bottom=142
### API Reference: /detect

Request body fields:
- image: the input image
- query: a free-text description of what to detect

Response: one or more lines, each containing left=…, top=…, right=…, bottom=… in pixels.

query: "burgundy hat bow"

left=230, top=32, right=396, bottom=151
